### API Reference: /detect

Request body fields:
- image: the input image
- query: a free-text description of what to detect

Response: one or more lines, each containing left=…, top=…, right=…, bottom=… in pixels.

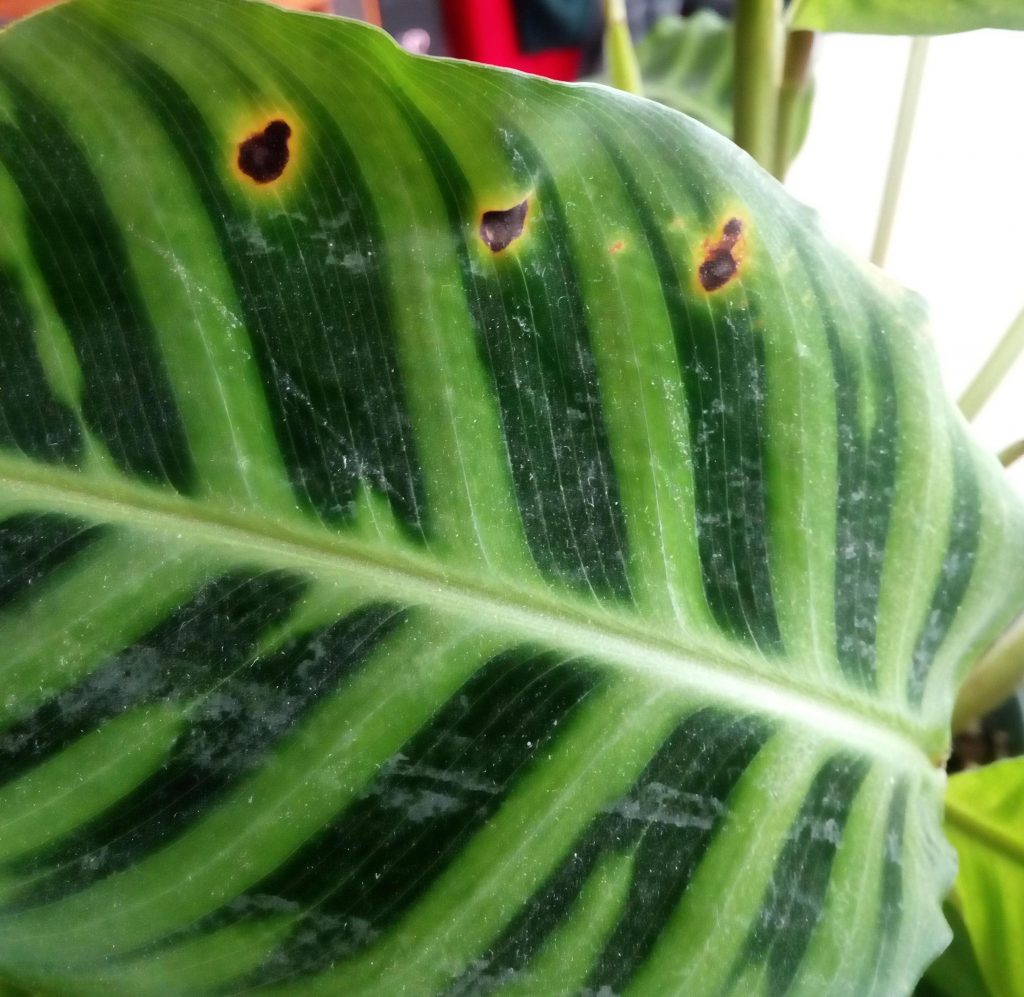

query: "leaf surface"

left=0, top=1, right=1023, bottom=993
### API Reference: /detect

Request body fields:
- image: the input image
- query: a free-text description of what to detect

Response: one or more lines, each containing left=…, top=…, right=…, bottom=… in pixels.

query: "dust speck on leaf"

left=699, top=217, right=744, bottom=292
left=480, top=199, right=528, bottom=252
left=238, top=119, right=292, bottom=184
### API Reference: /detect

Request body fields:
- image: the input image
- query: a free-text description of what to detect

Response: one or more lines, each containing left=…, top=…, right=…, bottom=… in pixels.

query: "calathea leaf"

left=0, top=0, right=1023, bottom=993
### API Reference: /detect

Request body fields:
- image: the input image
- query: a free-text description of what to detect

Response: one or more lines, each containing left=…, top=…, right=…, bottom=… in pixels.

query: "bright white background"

left=786, top=30, right=1024, bottom=494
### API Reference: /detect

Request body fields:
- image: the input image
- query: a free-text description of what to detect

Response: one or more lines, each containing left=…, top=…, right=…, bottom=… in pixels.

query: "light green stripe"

left=499, top=83, right=713, bottom=632
left=791, top=766, right=893, bottom=996
left=501, top=850, right=636, bottom=997
left=628, top=735, right=821, bottom=995
left=276, top=682, right=680, bottom=995
left=0, top=161, right=84, bottom=423
left=0, top=534, right=207, bottom=726
left=0, top=616, right=501, bottom=964
left=870, top=289, right=955, bottom=708
left=13, top=917, right=296, bottom=996
left=17, top=15, right=299, bottom=513
left=0, top=706, right=182, bottom=865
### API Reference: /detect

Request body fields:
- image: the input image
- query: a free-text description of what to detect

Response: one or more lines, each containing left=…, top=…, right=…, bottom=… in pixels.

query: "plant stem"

left=734, top=0, right=782, bottom=170
left=953, top=612, right=1024, bottom=732
left=1000, top=439, right=1024, bottom=468
left=603, top=0, right=643, bottom=96
left=959, top=305, right=1024, bottom=420
left=772, top=29, right=814, bottom=180
left=870, top=37, right=929, bottom=267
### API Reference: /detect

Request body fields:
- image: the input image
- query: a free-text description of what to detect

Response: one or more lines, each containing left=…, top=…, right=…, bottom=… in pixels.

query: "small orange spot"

left=670, top=217, right=687, bottom=231
left=610, top=240, right=626, bottom=254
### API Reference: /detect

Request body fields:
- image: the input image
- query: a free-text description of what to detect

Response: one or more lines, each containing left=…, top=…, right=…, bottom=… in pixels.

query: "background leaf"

left=790, top=0, right=1024, bottom=35
left=619, top=11, right=735, bottom=138
left=937, top=759, right=1024, bottom=997
left=0, top=0, right=1023, bottom=993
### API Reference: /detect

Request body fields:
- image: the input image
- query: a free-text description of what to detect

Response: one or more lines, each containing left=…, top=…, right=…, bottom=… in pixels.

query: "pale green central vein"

left=0, top=452, right=941, bottom=769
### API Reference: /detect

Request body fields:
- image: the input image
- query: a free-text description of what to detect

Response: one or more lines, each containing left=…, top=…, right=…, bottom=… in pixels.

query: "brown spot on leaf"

left=480, top=199, right=528, bottom=252
left=610, top=239, right=626, bottom=254
left=699, top=217, right=744, bottom=292
left=238, top=120, right=292, bottom=184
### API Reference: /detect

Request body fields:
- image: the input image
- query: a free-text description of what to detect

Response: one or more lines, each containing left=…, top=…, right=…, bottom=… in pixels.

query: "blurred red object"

left=441, top=0, right=583, bottom=80
left=0, top=0, right=56, bottom=16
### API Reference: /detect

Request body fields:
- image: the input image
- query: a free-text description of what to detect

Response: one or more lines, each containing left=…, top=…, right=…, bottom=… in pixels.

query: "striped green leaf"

left=790, top=0, right=1024, bottom=34
left=1, top=1, right=1023, bottom=993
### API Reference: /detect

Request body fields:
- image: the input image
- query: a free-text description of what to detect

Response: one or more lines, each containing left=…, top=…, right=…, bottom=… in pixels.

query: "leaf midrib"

left=0, top=453, right=941, bottom=771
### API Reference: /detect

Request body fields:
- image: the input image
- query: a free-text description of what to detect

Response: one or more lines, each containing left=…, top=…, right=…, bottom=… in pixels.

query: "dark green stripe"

left=585, top=709, right=772, bottom=992
left=172, top=649, right=601, bottom=986
left=0, top=513, right=102, bottom=613
left=907, top=437, right=981, bottom=704
left=825, top=309, right=899, bottom=688
left=733, top=753, right=870, bottom=996
left=791, top=242, right=901, bottom=690
left=870, top=781, right=908, bottom=991
left=386, top=89, right=632, bottom=600
left=0, top=571, right=301, bottom=786
left=0, top=268, right=82, bottom=465
left=445, top=707, right=772, bottom=995
left=0, top=69, right=194, bottom=492
left=595, top=128, right=781, bottom=650
left=444, top=817, right=612, bottom=995
left=5, top=596, right=406, bottom=908
left=73, top=13, right=426, bottom=533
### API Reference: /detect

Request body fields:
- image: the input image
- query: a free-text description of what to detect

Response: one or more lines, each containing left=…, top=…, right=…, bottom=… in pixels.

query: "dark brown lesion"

left=238, top=120, right=292, bottom=184
left=480, top=199, right=529, bottom=252
left=699, top=217, right=744, bottom=292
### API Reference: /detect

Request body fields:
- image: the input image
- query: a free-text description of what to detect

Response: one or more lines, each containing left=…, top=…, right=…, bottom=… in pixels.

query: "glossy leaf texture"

left=790, top=0, right=1024, bottom=34
left=933, top=759, right=1024, bottom=996
left=1, top=1, right=1024, bottom=993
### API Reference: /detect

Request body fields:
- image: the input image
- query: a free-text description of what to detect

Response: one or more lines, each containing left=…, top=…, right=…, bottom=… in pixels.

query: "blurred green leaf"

left=791, top=0, right=1024, bottom=35
left=623, top=11, right=735, bottom=137
left=617, top=13, right=813, bottom=169
left=939, top=759, right=1024, bottom=996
